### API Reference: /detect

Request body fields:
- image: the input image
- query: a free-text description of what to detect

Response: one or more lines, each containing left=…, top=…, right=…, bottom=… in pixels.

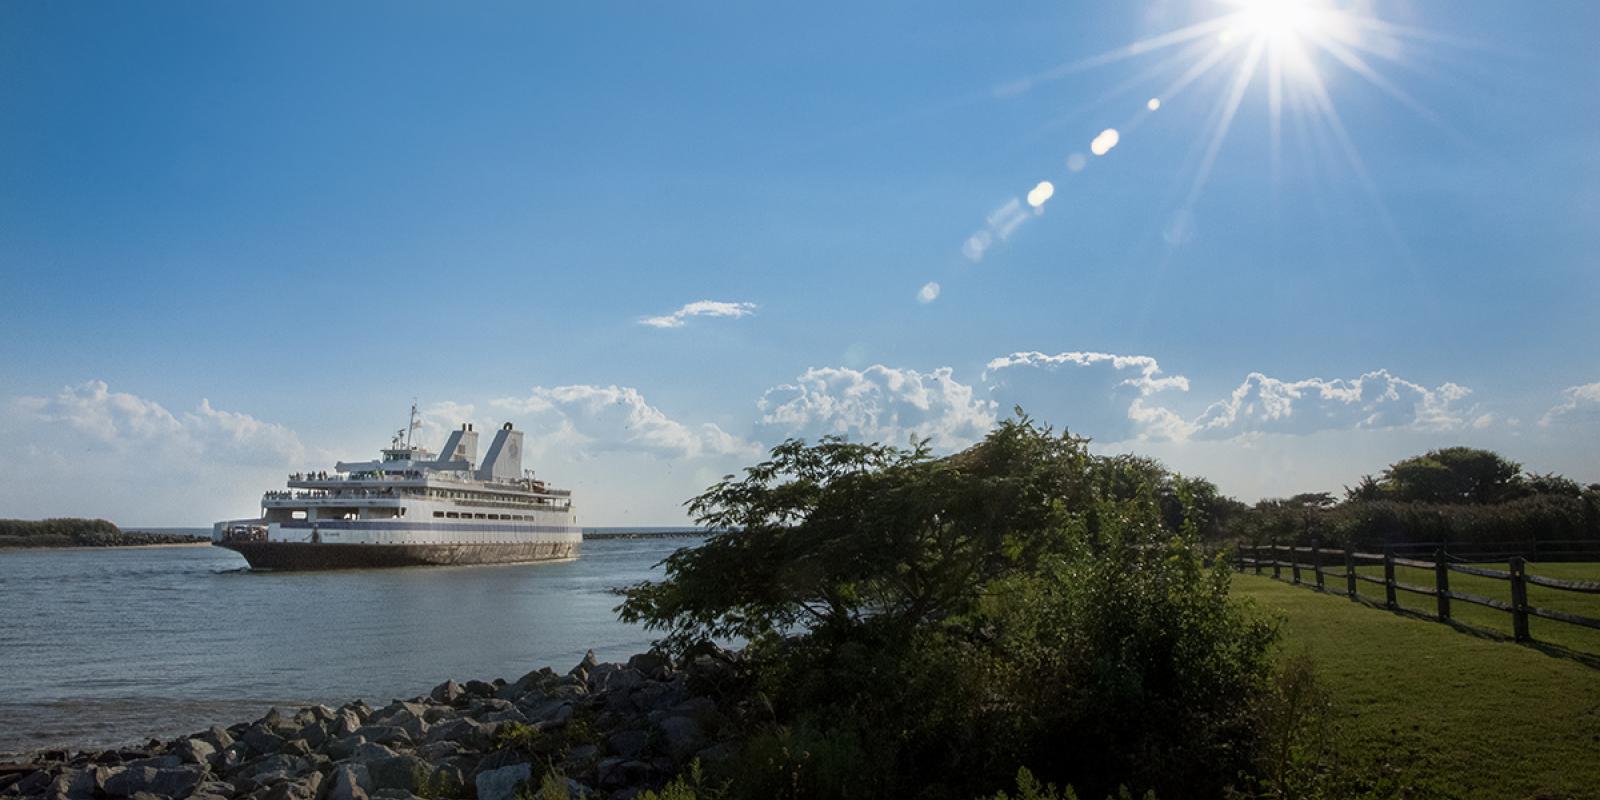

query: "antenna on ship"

left=404, top=399, right=420, bottom=449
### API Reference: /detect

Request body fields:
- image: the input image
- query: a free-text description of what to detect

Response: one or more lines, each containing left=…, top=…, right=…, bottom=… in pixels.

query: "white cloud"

left=0, top=381, right=315, bottom=523
left=981, top=351, right=1190, bottom=441
left=917, top=282, right=941, bottom=304
left=1539, top=381, right=1600, bottom=427
left=12, top=380, right=306, bottom=465
left=492, top=384, right=760, bottom=461
left=1186, top=370, right=1473, bottom=440
left=758, top=365, right=997, bottom=450
left=639, top=300, right=758, bottom=329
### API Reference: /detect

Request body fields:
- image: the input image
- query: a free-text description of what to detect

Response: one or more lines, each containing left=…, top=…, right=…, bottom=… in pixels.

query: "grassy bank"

left=1233, top=573, right=1600, bottom=799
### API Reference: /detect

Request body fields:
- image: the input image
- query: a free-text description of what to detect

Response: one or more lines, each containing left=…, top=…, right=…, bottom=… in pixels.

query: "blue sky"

left=2, top=1, right=1597, bottom=525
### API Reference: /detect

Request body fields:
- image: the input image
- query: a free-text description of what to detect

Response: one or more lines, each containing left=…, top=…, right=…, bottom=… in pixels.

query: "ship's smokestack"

left=476, top=422, right=523, bottom=482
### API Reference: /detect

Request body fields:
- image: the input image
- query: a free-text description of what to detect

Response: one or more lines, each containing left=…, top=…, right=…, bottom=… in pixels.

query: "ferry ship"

left=212, top=409, right=580, bottom=570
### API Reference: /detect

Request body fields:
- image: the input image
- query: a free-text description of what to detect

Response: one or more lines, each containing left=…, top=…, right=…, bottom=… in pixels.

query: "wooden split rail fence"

left=1236, top=541, right=1600, bottom=644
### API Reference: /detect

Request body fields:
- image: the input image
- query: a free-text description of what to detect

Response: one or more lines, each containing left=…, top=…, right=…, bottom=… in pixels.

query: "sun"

left=1228, top=0, right=1320, bottom=49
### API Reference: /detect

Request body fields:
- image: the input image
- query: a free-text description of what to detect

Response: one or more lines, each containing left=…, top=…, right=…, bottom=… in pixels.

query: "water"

left=0, top=537, right=690, bottom=757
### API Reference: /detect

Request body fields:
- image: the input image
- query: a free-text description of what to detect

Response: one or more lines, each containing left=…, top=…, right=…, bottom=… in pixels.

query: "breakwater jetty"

left=0, top=645, right=745, bottom=800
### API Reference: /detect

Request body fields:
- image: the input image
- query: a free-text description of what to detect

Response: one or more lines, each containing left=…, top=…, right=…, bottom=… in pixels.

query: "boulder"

left=240, top=726, right=286, bottom=757
left=473, top=762, right=530, bottom=800
left=343, top=743, right=400, bottom=765
left=350, top=726, right=410, bottom=747
left=366, top=755, right=431, bottom=793
left=46, top=768, right=95, bottom=800
left=200, top=726, right=236, bottom=752
left=656, top=716, right=706, bottom=763
left=595, top=758, right=651, bottom=790
left=429, top=680, right=464, bottom=706
left=424, top=718, right=492, bottom=751
left=461, top=680, right=496, bottom=698
left=606, top=729, right=648, bottom=759
left=322, top=735, right=367, bottom=762
left=332, top=711, right=364, bottom=737
left=174, top=738, right=217, bottom=766
left=104, top=764, right=206, bottom=797
left=327, top=763, right=373, bottom=800
left=242, top=753, right=309, bottom=780
left=254, top=772, right=322, bottom=800
left=626, top=652, right=672, bottom=679
left=600, top=668, right=646, bottom=694
left=569, top=650, right=599, bottom=680
left=296, top=723, right=328, bottom=750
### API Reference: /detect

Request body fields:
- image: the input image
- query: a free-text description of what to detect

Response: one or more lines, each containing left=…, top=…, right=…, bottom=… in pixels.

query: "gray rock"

left=322, top=735, right=367, bottom=762
left=480, top=708, right=527, bottom=726
left=565, top=744, right=600, bottom=766
left=370, top=791, right=423, bottom=800
left=105, top=764, right=206, bottom=797
left=46, top=768, right=94, bottom=800
left=241, top=725, right=285, bottom=757
left=420, top=705, right=457, bottom=725
left=350, top=726, right=410, bottom=747
left=606, top=730, right=649, bottom=759
left=366, top=755, right=430, bottom=793
left=571, top=649, right=599, bottom=676
left=201, top=726, right=236, bottom=752
left=429, top=680, right=464, bottom=705
left=694, top=741, right=739, bottom=768
left=343, top=743, right=400, bottom=764
left=657, top=716, right=706, bottom=763
left=327, top=763, right=372, bottom=800
left=243, top=753, right=309, bottom=779
left=368, top=702, right=426, bottom=728
left=595, top=758, right=651, bottom=790
left=195, top=779, right=238, bottom=797
left=473, top=762, right=530, bottom=800
left=601, top=669, right=646, bottom=693
left=174, top=737, right=217, bottom=766
left=296, top=723, right=327, bottom=750
left=333, top=711, right=363, bottom=737
left=125, top=754, right=181, bottom=770
left=424, top=718, right=491, bottom=751
left=255, top=772, right=322, bottom=800
left=461, top=680, right=496, bottom=698
left=626, top=652, right=671, bottom=679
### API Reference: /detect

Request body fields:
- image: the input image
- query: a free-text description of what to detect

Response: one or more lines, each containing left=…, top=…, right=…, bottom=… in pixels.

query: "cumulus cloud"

left=1539, top=381, right=1600, bottom=427
left=981, top=351, right=1190, bottom=441
left=917, top=282, right=941, bottom=304
left=11, top=380, right=306, bottom=465
left=492, top=384, right=760, bottom=460
left=758, top=365, right=997, bottom=450
left=639, top=300, right=758, bottom=329
left=0, top=381, right=315, bottom=522
left=1185, top=370, right=1473, bottom=440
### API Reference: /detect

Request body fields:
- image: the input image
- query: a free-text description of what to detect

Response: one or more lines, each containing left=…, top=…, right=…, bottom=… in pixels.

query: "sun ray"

left=1184, top=36, right=1265, bottom=208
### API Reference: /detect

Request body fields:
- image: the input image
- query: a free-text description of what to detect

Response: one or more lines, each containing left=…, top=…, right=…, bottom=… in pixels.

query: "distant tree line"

left=0, top=518, right=203, bottom=548
left=1221, top=447, right=1600, bottom=553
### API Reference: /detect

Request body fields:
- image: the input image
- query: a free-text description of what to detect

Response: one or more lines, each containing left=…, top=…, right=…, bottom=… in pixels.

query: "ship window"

left=433, top=511, right=444, bottom=518
left=475, top=513, right=487, bottom=519
left=446, top=512, right=459, bottom=519
left=291, top=511, right=306, bottom=520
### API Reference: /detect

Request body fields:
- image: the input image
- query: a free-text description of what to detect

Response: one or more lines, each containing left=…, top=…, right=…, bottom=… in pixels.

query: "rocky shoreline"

left=0, top=645, right=747, bottom=800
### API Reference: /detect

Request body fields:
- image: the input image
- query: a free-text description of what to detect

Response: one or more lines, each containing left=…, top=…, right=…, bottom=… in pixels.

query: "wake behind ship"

left=213, top=413, right=580, bottom=570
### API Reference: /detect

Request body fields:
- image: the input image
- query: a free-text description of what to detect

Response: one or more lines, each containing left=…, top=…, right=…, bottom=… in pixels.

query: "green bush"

left=623, top=415, right=1281, bottom=799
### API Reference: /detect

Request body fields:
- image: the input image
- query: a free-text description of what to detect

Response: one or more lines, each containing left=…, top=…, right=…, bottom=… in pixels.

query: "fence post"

left=1253, top=543, right=1263, bottom=575
left=1235, top=546, right=1244, bottom=572
left=1272, top=539, right=1282, bottom=580
left=1433, top=548, right=1450, bottom=621
left=1291, top=544, right=1302, bottom=584
left=1509, top=556, right=1530, bottom=642
left=1345, top=546, right=1357, bottom=600
left=1312, top=538, right=1324, bottom=590
left=1383, top=545, right=1398, bottom=610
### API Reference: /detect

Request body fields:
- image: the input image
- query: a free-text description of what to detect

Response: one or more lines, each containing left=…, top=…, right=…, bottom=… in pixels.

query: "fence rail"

left=1235, top=540, right=1600, bottom=647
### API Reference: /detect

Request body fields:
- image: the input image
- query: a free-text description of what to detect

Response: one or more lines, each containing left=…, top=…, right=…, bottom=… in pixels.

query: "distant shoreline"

left=0, top=540, right=212, bottom=554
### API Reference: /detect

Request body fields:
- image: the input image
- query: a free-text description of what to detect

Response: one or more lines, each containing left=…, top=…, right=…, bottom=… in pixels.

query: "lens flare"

left=1026, top=181, right=1055, bottom=207
left=1090, top=128, right=1120, bottom=156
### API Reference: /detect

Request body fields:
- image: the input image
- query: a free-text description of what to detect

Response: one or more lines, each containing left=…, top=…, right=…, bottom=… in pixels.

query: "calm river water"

left=0, top=537, right=692, bottom=756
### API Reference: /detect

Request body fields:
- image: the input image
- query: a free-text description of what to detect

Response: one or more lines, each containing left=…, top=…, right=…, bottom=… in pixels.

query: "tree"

left=618, top=415, right=1096, bottom=649
left=1375, top=447, right=1525, bottom=504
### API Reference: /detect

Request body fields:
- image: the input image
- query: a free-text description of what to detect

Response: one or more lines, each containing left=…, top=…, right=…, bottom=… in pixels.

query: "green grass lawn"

left=1233, top=572, right=1600, bottom=800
